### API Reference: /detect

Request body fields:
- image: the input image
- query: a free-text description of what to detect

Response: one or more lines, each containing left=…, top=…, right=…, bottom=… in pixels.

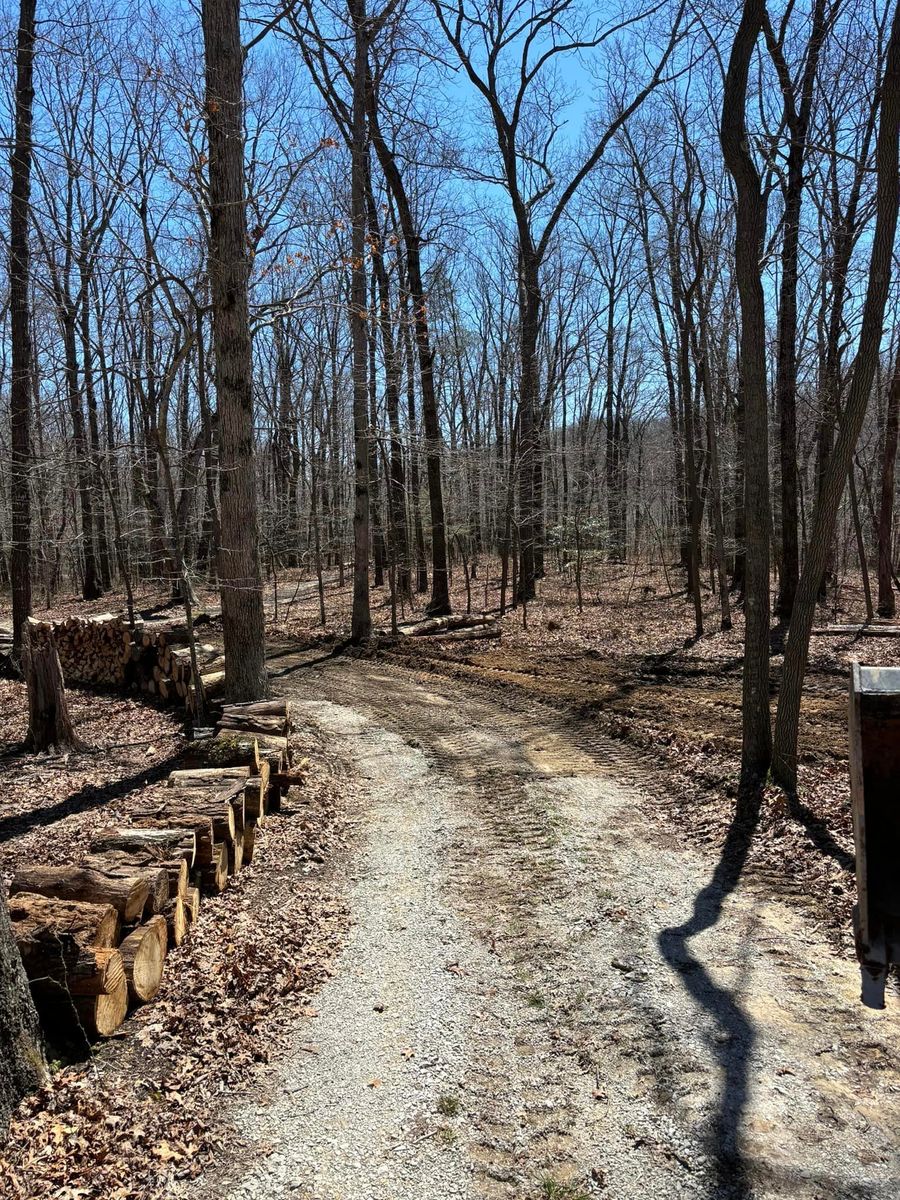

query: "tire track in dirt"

left=214, top=654, right=900, bottom=1200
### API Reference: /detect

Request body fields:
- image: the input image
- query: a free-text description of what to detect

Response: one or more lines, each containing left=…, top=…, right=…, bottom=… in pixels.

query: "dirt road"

left=219, top=655, right=900, bottom=1200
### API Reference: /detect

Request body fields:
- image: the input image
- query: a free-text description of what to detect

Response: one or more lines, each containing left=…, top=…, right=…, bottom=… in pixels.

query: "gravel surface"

left=209, top=656, right=900, bottom=1200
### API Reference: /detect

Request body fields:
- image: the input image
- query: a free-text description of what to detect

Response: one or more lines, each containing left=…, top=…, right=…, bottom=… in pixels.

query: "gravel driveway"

left=215, top=655, right=900, bottom=1200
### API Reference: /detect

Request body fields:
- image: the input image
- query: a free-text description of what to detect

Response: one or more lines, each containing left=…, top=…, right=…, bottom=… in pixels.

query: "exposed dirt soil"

left=264, top=562, right=898, bottom=950
left=197, top=655, right=900, bottom=1200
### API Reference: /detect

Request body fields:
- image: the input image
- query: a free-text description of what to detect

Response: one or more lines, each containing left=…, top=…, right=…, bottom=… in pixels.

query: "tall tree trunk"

left=516, top=260, right=541, bottom=603
left=348, top=0, right=372, bottom=641
left=202, top=0, right=269, bottom=698
left=0, top=890, right=45, bottom=1144
left=767, top=0, right=828, bottom=619
left=773, top=0, right=900, bottom=789
left=367, top=101, right=449, bottom=615
left=9, top=0, right=36, bottom=666
left=876, top=351, right=900, bottom=616
left=721, top=0, right=772, bottom=789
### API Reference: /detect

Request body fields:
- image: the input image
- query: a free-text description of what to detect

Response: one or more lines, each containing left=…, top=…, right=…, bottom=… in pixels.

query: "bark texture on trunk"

left=349, top=0, right=372, bottom=642
left=367, top=94, right=450, bottom=616
left=9, top=0, right=36, bottom=666
left=767, top=0, right=828, bottom=619
left=877, top=354, right=900, bottom=616
left=721, top=0, right=772, bottom=788
left=773, top=0, right=900, bottom=789
left=24, top=622, right=86, bottom=753
left=202, top=0, right=268, bottom=699
left=0, top=892, right=45, bottom=1144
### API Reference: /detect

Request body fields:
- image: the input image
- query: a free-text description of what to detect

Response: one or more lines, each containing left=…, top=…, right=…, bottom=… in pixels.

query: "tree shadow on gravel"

left=657, top=786, right=763, bottom=1199
left=0, top=752, right=182, bottom=844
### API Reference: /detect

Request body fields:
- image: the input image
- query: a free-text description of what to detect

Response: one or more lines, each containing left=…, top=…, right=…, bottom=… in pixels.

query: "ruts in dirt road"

left=210, top=657, right=900, bottom=1200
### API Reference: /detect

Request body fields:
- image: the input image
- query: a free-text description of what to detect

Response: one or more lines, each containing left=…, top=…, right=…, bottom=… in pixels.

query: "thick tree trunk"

left=202, top=0, right=269, bottom=698
left=0, top=892, right=45, bottom=1143
left=876, top=353, right=900, bottom=616
left=24, top=621, right=86, bottom=753
left=367, top=99, right=449, bottom=616
left=721, top=0, right=772, bottom=788
left=773, top=0, right=900, bottom=789
left=516, top=263, right=542, bottom=604
left=768, top=0, right=827, bottom=619
left=9, top=0, right=36, bottom=668
left=348, top=0, right=372, bottom=642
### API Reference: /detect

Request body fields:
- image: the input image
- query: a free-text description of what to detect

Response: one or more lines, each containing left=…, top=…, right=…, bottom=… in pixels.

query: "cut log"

left=10, top=866, right=150, bottom=924
left=182, top=886, right=200, bottom=925
left=89, top=826, right=197, bottom=868
left=130, top=816, right=215, bottom=866
left=401, top=613, right=493, bottom=637
left=217, top=714, right=286, bottom=736
left=7, top=893, right=120, bottom=948
left=435, top=622, right=502, bottom=643
left=193, top=842, right=228, bottom=894
left=227, top=837, right=244, bottom=875
left=242, top=822, right=257, bottom=865
left=119, top=916, right=167, bottom=1003
left=14, top=928, right=124, bottom=997
left=148, top=796, right=234, bottom=844
left=74, top=975, right=128, bottom=1037
left=79, top=855, right=169, bottom=918
left=167, top=766, right=251, bottom=789
left=221, top=699, right=291, bottom=718
left=208, top=731, right=289, bottom=767
left=163, top=896, right=188, bottom=947
left=242, top=773, right=270, bottom=822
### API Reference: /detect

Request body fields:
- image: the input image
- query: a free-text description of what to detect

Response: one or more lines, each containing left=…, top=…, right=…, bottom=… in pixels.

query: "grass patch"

left=538, top=1180, right=590, bottom=1200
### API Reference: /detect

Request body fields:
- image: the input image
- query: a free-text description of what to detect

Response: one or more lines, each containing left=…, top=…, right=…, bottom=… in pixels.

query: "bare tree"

left=720, top=0, right=772, bottom=788
left=773, top=0, right=900, bottom=788
left=202, top=0, right=270, bottom=695
left=0, top=0, right=47, bottom=1141
left=434, top=0, right=687, bottom=602
left=9, top=0, right=36, bottom=663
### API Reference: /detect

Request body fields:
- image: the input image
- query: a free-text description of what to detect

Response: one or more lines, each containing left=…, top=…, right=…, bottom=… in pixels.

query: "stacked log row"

left=24, top=613, right=224, bottom=708
left=6, top=699, right=297, bottom=1045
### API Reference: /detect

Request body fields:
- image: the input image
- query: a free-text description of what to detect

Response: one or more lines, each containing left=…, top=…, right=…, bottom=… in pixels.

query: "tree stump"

left=23, top=620, right=85, bottom=753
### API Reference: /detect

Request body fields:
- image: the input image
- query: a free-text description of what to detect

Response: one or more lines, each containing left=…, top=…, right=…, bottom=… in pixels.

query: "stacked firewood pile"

left=7, top=700, right=303, bottom=1046
left=19, top=613, right=225, bottom=709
